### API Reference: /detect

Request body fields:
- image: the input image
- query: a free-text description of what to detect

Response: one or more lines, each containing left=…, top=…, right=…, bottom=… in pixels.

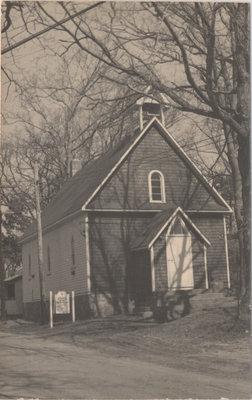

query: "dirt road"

left=0, top=324, right=250, bottom=399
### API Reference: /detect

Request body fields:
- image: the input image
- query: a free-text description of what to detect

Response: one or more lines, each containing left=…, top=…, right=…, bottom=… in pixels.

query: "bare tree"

left=1, top=2, right=250, bottom=315
left=37, top=1, right=248, bottom=311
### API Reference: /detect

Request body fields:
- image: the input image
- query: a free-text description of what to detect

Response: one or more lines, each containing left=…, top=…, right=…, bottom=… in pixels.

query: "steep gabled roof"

left=21, top=133, right=138, bottom=242
left=82, top=117, right=232, bottom=212
left=131, top=207, right=211, bottom=251
left=21, top=118, right=231, bottom=243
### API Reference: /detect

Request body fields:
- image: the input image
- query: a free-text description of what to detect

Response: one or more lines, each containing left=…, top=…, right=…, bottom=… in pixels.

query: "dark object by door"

left=131, top=251, right=152, bottom=308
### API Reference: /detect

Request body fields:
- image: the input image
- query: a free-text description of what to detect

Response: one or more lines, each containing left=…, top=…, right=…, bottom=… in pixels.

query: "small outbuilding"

left=5, top=271, right=23, bottom=317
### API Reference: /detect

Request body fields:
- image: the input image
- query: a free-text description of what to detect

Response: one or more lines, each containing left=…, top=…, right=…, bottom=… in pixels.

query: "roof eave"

left=153, top=119, right=232, bottom=213
left=19, top=208, right=83, bottom=244
left=82, top=117, right=232, bottom=213
left=148, top=207, right=211, bottom=249
left=82, top=117, right=159, bottom=210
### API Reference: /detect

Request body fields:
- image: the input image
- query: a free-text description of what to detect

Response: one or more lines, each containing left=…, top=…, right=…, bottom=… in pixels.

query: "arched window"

left=148, top=170, right=166, bottom=203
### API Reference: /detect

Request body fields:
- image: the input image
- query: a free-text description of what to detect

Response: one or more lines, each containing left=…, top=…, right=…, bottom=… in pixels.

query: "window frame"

left=148, top=170, right=166, bottom=203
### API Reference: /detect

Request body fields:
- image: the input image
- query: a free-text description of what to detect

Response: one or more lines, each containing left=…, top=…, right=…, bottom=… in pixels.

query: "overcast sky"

left=2, top=1, right=225, bottom=170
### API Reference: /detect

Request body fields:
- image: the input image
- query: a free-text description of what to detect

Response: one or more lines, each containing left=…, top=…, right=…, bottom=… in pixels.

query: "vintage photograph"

left=1, top=1, right=250, bottom=399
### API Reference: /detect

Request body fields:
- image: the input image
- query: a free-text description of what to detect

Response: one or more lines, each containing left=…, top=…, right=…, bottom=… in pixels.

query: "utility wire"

left=1, top=2, right=104, bottom=55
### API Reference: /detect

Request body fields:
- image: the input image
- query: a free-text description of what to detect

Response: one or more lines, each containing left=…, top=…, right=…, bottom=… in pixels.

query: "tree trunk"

left=237, top=135, right=251, bottom=310
left=223, top=125, right=247, bottom=300
left=230, top=3, right=250, bottom=318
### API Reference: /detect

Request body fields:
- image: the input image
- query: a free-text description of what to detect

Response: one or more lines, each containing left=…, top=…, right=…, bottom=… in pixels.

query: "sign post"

left=49, top=291, right=53, bottom=329
left=72, top=291, right=75, bottom=323
left=49, top=290, right=75, bottom=328
left=55, top=291, right=70, bottom=314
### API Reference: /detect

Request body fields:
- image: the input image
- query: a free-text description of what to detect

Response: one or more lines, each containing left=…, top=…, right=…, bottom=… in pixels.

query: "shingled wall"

left=153, top=228, right=206, bottom=291
left=189, top=214, right=228, bottom=288
left=89, top=126, right=227, bottom=213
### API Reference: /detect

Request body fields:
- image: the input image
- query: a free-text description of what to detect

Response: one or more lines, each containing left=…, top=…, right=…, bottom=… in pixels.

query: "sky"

left=1, top=1, right=227, bottom=170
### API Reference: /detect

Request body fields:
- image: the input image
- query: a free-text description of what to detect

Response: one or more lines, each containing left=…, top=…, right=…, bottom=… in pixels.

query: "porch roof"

left=4, top=273, right=22, bottom=283
left=131, top=207, right=211, bottom=251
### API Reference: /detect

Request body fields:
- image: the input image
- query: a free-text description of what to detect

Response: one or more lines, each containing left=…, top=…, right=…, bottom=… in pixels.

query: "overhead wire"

left=1, top=2, right=105, bottom=55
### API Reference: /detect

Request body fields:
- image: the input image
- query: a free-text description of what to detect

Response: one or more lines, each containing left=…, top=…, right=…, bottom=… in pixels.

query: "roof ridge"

left=20, top=129, right=141, bottom=242
left=20, top=117, right=231, bottom=243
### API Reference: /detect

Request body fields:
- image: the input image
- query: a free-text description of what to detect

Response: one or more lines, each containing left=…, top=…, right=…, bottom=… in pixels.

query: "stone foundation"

left=23, top=300, right=41, bottom=322
left=89, top=292, right=127, bottom=317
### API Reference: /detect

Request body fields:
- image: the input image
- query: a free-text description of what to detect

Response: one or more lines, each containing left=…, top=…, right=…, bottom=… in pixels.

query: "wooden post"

left=34, top=162, right=46, bottom=324
left=85, top=215, right=91, bottom=293
left=50, top=291, right=53, bottom=328
left=72, top=291, right=75, bottom=323
left=223, top=216, right=231, bottom=289
left=150, top=246, right=156, bottom=292
left=204, top=245, right=209, bottom=289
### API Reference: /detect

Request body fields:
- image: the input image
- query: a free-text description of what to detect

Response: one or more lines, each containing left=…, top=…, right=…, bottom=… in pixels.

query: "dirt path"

left=0, top=327, right=250, bottom=399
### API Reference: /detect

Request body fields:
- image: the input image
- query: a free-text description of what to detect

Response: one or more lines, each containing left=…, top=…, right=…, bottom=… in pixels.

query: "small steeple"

left=136, top=89, right=166, bottom=130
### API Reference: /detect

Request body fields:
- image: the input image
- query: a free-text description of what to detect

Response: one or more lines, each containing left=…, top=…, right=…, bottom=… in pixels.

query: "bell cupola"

left=136, top=92, right=165, bottom=130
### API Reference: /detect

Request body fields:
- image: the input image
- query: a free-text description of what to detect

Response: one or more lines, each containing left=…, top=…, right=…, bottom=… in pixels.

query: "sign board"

left=55, top=291, right=70, bottom=314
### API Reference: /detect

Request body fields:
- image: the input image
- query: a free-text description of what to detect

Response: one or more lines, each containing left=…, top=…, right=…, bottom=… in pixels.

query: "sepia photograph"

left=0, top=1, right=251, bottom=399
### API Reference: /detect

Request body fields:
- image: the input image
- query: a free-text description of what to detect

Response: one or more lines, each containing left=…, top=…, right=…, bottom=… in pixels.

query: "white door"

left=166, top=235, right=194, bottom=289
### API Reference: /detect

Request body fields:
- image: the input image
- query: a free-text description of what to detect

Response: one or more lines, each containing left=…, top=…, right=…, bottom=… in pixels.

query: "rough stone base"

left=89, top=292, right=127, bottom=317
left=23, top=300, right=41, bottom=322
left=23, top=284, right=230, bottom=322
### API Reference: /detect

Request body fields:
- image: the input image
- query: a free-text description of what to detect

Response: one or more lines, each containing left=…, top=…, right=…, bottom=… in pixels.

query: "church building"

left=20, top=96, right=232, bottom=320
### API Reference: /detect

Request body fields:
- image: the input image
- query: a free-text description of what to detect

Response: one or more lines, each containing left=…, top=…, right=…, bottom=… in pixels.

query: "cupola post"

left=136, top=95, right=165, bottom=130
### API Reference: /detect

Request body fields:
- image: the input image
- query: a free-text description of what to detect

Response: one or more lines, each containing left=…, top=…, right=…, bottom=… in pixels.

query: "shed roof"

left=5, top=273, right=22, bottom=282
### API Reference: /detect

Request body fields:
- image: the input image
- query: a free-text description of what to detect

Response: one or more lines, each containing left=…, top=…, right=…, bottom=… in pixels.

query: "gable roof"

left=21, top=133, right=138, bottom=242
left=21, top=118, right=231, bottom=243
left=82, top=117, right=232, bottom=212
left=131, top=207, right=211, bottom=251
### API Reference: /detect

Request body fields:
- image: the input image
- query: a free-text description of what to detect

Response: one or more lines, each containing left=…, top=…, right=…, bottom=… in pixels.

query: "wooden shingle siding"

left=89, top=127, right=226, bottom=212
left=189, top=215, right=228, bottom=286
left=191, top=236, right=205, bottom=288
left=88, top=213, right=155, bottom=311
left=21, top=119, right=230, bottom=320
left=22, top=214, right=87, bottom=304
left=128, top=214, right=158, bottom=244
left=89, top=215, right=128, bottom=312
left=153, top=240, right=168, bottom=291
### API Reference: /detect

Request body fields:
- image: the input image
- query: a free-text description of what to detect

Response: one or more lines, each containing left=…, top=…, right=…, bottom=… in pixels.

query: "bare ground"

left=0, top=297, right=251, bottom=399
